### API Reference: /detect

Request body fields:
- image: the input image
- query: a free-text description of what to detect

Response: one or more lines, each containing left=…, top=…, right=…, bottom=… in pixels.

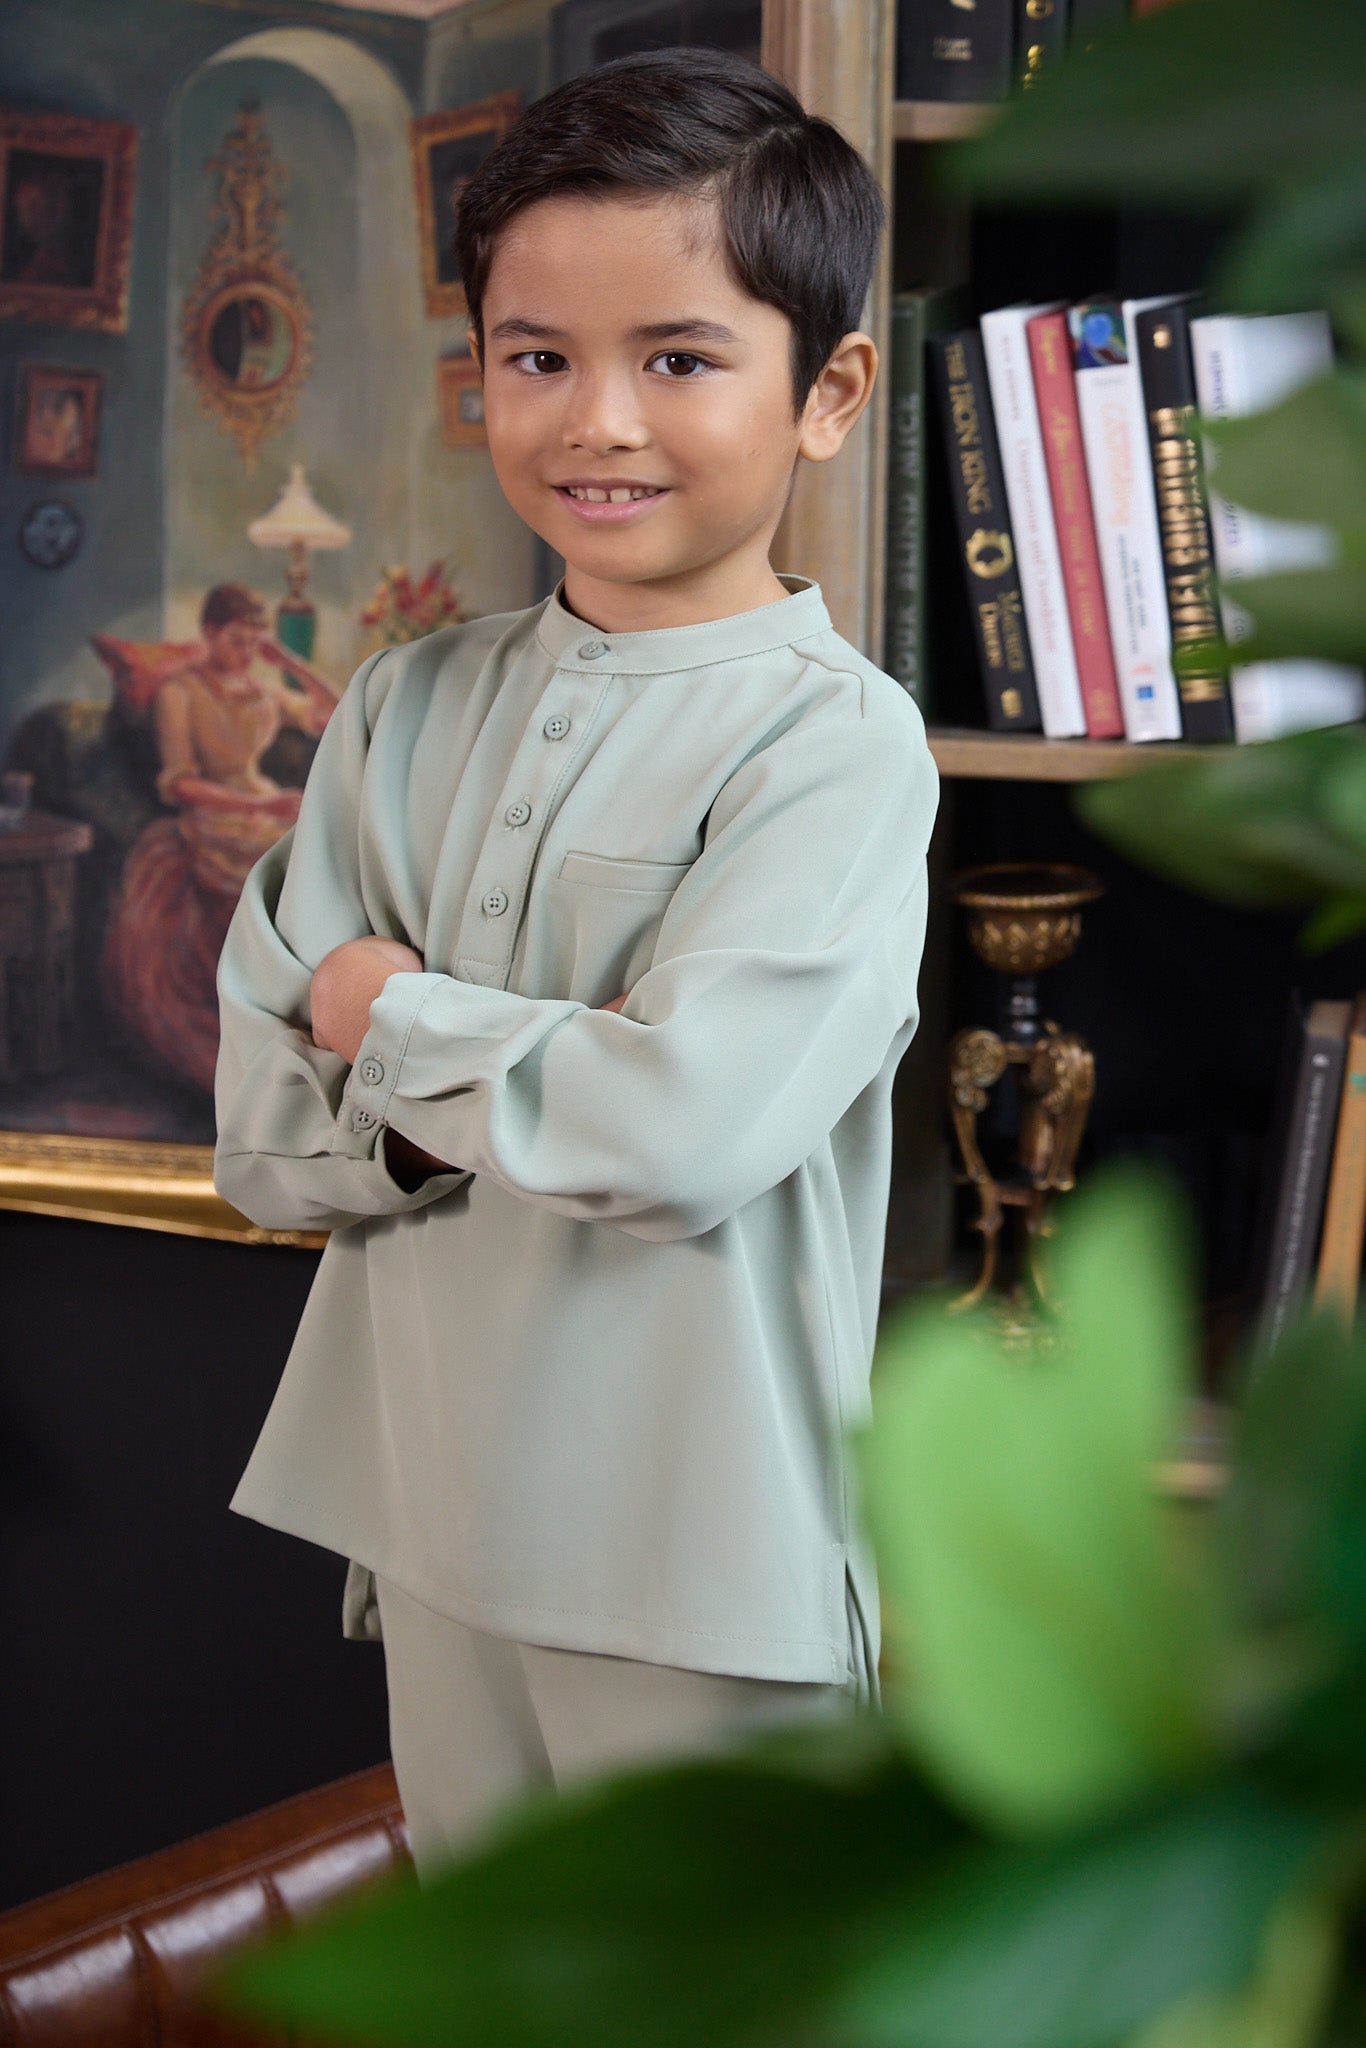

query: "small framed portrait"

left=410, top=91, right=520, bottom=320
left=437, top=354, right=486, bottom=449
left=0, top=111, right=138, bottom=333
left=15, top=364, right=103, bottom=477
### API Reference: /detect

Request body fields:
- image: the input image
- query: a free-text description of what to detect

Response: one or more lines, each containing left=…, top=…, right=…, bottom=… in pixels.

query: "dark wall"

left=0, top=1210, right=389, bottom=1913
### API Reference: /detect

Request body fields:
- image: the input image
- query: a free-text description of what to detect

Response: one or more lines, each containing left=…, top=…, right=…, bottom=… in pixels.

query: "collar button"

left=578, top=640, right=608, bottom=659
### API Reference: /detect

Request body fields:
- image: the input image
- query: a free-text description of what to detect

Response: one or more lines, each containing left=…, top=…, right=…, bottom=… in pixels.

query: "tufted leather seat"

left=0, top=1762, right=410, bottom=2046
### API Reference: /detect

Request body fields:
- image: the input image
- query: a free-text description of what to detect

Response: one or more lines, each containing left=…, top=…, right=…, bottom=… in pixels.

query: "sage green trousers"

left=374, top=1574, right=855, bottom=1876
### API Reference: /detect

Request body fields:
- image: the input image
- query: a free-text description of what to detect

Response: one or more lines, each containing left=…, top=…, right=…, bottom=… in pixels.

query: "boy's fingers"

left=600, top=993, right=628, bottom=1013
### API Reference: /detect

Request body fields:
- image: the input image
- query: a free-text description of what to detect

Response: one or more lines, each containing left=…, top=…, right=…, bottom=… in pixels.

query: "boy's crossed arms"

left=308, top=936, right=627, bottom=1190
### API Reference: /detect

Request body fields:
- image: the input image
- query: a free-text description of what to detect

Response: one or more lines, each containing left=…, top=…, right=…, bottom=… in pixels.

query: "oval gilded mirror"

left=180, top=107, right=314, bottom=469
left=201, top=283, right=300, bottom=393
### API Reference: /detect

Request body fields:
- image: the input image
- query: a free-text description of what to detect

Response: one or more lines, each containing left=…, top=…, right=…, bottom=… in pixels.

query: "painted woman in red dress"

left=102, top=584, right=338, bottom=1093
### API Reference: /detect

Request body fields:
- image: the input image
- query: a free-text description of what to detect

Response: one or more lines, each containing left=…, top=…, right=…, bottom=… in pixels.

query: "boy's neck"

left=559, top=561, right=793, bottom=636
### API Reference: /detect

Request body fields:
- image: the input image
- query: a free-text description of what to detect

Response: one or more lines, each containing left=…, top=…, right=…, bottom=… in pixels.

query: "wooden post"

left=762, top=0, right=892, bottom=661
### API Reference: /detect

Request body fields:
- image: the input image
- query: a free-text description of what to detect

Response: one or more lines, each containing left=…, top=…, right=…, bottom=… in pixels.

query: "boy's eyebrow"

left=488, top=316, right=743, bottom=345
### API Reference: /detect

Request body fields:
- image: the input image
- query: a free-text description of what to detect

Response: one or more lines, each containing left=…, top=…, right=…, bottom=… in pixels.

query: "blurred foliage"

left=952, top=0, right=1366, bottom=943
left=216, top=1170, right=1366, bottom=2048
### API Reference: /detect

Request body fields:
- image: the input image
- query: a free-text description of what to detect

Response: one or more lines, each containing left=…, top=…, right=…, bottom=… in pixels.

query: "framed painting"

left=409, top=90, right=520, bottom=320
left=437, top=352, right=486, bottom=448
left=0, top=600, right=338, bottom=1245
left=14, top=363, right=103, bottom=477
left=0, top=111, right=138, bottom=333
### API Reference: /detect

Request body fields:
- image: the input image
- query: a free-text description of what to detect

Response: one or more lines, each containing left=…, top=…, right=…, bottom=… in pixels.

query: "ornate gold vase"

left=947, top=862, right=1104, bottom=1311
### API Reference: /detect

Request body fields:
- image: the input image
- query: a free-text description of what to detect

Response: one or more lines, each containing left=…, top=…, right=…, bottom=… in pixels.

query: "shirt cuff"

left=330, top=970, right=448, bottom=1162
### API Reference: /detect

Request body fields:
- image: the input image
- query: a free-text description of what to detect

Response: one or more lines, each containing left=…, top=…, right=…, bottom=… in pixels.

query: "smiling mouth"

left=556, top=485, right=669, bottom=503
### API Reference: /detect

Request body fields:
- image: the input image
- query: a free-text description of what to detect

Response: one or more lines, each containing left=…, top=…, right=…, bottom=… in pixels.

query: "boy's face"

left=469, top=190, right=874, bottom=632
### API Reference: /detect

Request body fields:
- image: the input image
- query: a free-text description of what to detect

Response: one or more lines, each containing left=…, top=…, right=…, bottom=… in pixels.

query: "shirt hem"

left=231, top=1482, right=849, bottom=1686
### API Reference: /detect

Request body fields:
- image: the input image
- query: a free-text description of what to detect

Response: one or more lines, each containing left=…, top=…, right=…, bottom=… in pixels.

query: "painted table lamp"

left=248, top=463, right=351, bottom=660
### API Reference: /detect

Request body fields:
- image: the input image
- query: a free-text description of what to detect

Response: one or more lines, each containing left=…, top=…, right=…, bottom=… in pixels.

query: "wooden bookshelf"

left=927, top=728, right=1228, bottom=782
left=892, top=100, right=1000, bottom=143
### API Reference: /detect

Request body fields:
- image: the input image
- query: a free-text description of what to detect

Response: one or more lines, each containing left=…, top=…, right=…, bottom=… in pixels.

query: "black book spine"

left=1134, top=299, right=1234, bottom=742
left=927, top=329, right=1043, bottom=733
left=1016, top=0, right=1071, bottom=88
left=1257, top=1000, right=1351, bottom=1355
left=897, top=0, right=1015, bottom=100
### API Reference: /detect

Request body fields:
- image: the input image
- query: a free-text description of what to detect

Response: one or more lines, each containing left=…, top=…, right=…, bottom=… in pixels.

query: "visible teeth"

left=566, top=486, right=661, bottom=501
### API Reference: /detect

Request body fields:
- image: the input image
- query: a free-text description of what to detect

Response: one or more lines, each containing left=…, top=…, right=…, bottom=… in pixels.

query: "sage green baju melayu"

left=215, top=574, right=939, bottom=1698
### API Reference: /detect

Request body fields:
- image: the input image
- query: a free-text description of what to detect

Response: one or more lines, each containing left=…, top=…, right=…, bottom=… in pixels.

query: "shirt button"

left=352, top=1107, right=377, bottom=1131
left=578, top=640, right=608, bottom=659
left=482, top=888, right=509, bottom=917
left=543, top=714, right=571, bottom=740
left=504, top=799, right=531, bottom=827
left=360, top=1057, right=384, bottom=1086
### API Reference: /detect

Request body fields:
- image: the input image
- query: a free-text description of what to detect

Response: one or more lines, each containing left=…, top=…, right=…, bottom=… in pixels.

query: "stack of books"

left=1255, top=996, right=1366, bottom=1350
left=896, top=0, right=1138, bottom=103
left=886, top=295, right=1365, bottom=746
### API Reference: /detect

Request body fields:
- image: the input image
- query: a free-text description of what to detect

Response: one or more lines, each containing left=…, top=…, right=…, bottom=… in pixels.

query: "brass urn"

left=945, top=862, right=1105, bottom=1309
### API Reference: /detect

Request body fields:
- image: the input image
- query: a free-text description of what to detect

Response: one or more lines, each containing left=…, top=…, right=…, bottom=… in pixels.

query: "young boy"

left=214, top=45, right=939, bottom=1873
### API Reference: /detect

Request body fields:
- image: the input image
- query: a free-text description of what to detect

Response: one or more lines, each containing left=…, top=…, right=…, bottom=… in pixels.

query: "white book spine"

left=981, top=307, right=1086, bottom=737
left=1072, top=317, right=1182, bottom=741
left=1190, top=312, right=1364, bottom=743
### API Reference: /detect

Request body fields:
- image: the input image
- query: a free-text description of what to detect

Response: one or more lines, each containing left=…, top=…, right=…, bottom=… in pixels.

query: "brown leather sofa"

left=0, top=1763, right=410, bottom=2045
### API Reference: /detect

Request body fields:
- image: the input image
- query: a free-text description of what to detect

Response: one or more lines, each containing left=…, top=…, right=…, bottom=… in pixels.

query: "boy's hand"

left=309, top=936, right=425, bottom=1065
left=310, top=961, right=631, bottom=1187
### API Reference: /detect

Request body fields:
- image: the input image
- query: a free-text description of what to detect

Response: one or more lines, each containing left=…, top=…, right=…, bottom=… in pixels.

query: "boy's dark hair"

left=454, top=47, right=884, bottom=422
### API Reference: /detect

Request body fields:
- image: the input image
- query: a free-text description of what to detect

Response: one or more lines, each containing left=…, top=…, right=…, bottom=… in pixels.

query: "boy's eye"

left=649, top=351, right=710, bottom=378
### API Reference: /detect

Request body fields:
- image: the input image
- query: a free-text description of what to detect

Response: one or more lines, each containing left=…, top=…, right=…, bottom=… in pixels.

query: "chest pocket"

left=549, top=849, right=693, bottom=1006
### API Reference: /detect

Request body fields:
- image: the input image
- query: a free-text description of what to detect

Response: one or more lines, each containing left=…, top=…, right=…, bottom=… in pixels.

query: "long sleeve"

left=336, top=700, right=938, bottom=1242
left=213, top=650, right=472, bottom=1232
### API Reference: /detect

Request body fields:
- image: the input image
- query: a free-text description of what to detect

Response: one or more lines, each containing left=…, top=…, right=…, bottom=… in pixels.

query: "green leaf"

left=841, top=1783, right=1330, bottom=2048
left=1300, top=895, right=1366, bottom=955
left=1214, top=168, right=1366, bottom=330
left=945, top=0, right=1366, bottom=207
left=1127, top=1871, right=1341, bottom=2048
left=1215, top=566, right=1366, bottom=669
left=1203, top=373, right=1366, bottom=534
left=1076, top=729, right=1366, bottom=912
left=1224, top=1310, right=1366, bottom=1793
left=859, top=1168, right=1217, bottom=1835
left=215, top=1744, right=967, bottom=2048
left=214, top=1733, right=1330, bottom=2048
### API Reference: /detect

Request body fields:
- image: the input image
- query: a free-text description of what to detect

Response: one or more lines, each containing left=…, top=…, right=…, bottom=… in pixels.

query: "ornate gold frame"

left=180, top=104, right=314, bottom=469
left=409, top=91, right=521, bottom=320
left=0, top=111, right=138, bottom=333
left=437, top=353, right=486, bottom=447
left=0, top=1132, right=325, bottom=1248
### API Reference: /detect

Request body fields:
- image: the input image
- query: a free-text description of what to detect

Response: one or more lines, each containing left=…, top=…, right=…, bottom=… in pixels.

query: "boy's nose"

left=561, top=371, right=650, bottom=452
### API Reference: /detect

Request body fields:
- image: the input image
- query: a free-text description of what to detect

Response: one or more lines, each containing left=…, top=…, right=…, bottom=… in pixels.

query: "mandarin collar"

left=534, top=573, right=830, bottom=675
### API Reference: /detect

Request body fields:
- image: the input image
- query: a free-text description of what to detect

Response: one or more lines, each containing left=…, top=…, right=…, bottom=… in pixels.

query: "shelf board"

left=927, top=727, right=1228, bottom=782
left=892, top=100, right=1001, bottom=143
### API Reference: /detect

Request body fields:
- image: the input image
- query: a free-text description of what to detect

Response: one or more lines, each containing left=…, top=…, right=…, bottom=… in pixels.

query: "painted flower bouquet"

left=360, top=562, right=465, bottom=645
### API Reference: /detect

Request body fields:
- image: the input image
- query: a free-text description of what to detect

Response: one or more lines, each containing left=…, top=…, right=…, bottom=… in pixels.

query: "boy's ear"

left=797, top=332, right=877, bottom=465
left=466, top=325, right=483, bottom=375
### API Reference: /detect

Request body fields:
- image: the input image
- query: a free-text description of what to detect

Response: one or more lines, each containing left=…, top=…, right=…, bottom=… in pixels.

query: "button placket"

left=453, top=665, right=612, bottom=982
